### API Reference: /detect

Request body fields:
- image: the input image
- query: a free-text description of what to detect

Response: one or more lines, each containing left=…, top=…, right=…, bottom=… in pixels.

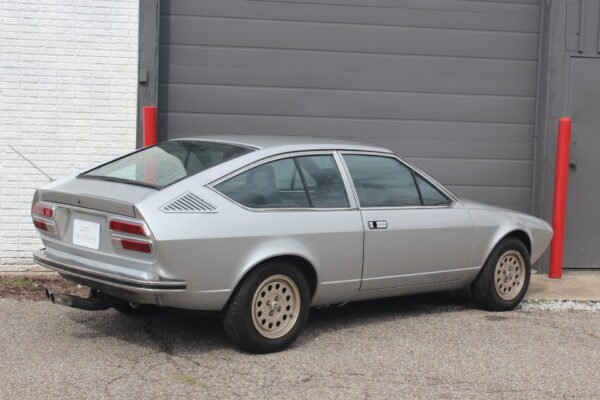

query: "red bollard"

left=548, top=117, right=572, bottom=279
left=143, top=106, right=157, bottom=147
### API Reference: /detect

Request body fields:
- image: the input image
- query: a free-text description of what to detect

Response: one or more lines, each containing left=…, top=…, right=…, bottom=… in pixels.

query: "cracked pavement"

left=2, top=293, right=600, bottom=399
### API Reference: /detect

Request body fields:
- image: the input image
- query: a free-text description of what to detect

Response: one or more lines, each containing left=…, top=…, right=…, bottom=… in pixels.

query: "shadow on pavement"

left=68, top=289, right=475, bottom=354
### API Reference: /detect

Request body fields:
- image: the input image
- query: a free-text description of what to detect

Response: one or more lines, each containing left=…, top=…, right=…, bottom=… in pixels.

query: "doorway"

left=564, top=57, right=600, bottom=268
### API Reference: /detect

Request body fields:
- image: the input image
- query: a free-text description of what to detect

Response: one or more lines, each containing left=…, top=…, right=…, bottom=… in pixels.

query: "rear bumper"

left=33, top=249, right=230, bottom=311
left=34, top=249, right=186, bottom=293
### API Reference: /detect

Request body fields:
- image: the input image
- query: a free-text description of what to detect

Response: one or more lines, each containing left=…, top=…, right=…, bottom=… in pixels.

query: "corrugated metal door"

left=158, top=0, right=541, bottom=212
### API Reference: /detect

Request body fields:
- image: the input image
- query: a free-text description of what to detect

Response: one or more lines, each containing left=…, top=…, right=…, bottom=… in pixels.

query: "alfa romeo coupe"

left=33, top=135, right=553, bottom=353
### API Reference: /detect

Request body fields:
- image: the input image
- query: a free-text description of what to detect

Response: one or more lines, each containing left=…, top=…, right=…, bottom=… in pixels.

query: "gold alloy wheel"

left=494, top=250, right=526, bottom=301
left=251, top=274, right=301, bottom=339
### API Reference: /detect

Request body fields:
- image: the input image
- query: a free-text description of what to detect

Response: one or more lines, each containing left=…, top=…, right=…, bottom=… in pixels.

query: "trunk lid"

left=37, top=177, right=156, bottom=218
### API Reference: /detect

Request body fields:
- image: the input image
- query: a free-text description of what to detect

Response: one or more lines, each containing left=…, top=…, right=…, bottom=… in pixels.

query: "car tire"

left=112, top=301, right=162, bottom=316
left=472, top=237, right=531, bottom=311
left=222, top=260, right=311, bottom=354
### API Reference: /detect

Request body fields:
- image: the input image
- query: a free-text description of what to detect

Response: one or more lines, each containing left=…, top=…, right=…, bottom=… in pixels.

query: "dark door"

left=565, top=57, right=600, bottom=268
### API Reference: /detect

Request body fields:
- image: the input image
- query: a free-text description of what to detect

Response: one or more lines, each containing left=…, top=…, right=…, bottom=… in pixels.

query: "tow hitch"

left=44, top=288, right=116, bottom=311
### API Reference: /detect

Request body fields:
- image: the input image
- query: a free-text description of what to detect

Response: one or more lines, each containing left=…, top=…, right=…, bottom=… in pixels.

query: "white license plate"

left=72, top=219, right=100, bottom=250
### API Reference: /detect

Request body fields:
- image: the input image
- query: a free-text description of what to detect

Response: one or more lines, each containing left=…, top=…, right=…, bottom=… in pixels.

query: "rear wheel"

left=472, top=238, right=531, bottom=311
left=222, top=260, right=310, bottom=353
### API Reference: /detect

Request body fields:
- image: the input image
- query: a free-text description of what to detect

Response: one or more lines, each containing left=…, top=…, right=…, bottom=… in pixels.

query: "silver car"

left=32, top=135, right=553, bottom=353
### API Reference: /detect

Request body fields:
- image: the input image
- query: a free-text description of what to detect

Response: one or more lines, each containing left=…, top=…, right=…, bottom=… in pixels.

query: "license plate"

left=72, top=219, right=100, bottom=250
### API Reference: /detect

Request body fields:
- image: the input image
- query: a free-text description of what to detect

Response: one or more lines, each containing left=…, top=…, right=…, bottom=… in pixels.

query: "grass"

left=0, top=276, right=32, bottom=287
left=171, top=375, right=199, bottom=386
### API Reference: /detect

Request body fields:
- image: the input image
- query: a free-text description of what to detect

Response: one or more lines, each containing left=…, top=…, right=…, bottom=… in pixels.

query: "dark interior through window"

left=415, top=174, right=451, bottom=206
left=343, top=154, right=422, bottom=207
left=215, top=155, right=349, bottom=208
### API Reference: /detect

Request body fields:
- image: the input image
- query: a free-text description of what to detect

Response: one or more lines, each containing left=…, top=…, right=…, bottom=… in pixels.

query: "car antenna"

left=8, top=145, right=54, bottom=182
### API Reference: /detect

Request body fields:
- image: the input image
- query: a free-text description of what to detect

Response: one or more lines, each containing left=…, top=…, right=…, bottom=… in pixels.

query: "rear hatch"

left=32, top=140, right=255, bottom=279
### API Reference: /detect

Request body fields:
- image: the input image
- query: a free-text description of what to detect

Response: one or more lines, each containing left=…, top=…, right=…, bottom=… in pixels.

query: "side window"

left=296, top=155, right=349, bottom=208
left=343, top=155, right=421, bottom=207
left=215, top=158, right=309, bottom=208
left=415, top=174, right=451, bottom=206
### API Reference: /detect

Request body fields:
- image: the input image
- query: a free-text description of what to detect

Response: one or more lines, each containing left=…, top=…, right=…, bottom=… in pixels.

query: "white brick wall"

left=0, top=0, right=139, bottom=270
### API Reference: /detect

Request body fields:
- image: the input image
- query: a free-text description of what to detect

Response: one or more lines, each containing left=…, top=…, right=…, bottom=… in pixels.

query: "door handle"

left=368, top=220, right=388, bottom=230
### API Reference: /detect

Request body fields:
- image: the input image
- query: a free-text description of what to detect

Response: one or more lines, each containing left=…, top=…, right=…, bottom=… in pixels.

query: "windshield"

left=81, top=141, right=254, bottom=189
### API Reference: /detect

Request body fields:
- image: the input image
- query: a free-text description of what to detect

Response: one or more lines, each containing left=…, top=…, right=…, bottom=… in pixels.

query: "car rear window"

left=81, top=141, right=254, bottom=189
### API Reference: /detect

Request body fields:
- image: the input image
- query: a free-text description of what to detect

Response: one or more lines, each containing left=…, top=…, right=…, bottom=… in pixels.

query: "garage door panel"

left=251, top=0, right=540, bottom=11
left=161, top=0, right=539, bottom=33
left=358, top=138, right=533, bottom=160
left=448, top=185, right=532, bottom=209
left=162, top=46, right=537, bottom=80
left=161, top=16, right=539, bottom=60
left=406, top=158, right=533, bottom=187
left=160, top=84, right=536, bottom=123
left=161, top=48, right=537, bottom=97
left=160, top=114, right=533, bottom=143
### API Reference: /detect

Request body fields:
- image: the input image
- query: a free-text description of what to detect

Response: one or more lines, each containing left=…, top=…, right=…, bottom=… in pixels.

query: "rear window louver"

left=160, top=192, right=217, bottom=213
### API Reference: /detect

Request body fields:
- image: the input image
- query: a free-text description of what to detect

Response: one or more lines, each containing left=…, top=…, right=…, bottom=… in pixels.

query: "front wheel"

left=472, top=238, right=531, bottom=311
left=222, top=260, right=310, bottom=353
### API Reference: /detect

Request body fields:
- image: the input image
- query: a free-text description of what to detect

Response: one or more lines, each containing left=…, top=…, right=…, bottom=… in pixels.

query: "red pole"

left=143, top=106, right=157, bottom=147
left=548, top=117, right=572, bottom=279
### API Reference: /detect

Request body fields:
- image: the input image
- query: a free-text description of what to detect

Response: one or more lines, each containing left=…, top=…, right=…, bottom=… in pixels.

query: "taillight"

left=120, top=239, right=152, bottom=253
left=32, top=203, right=54, bottom=218
left=32, top=202, right=56, bottom=234
left=109, top=218, right=153, bottom=253
left=33, top=219, right=48, bottom=231
left=109, top=219, right=147, bottom=236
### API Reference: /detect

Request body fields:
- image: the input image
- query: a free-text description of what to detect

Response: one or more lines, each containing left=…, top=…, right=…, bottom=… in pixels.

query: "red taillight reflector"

left=32, top=204, right=53, bottom=218
left=109, top=220, right=147, bottom=236
left=33, top=219, right=48, bottom=231
left=120, top=239, right=152, bottom=253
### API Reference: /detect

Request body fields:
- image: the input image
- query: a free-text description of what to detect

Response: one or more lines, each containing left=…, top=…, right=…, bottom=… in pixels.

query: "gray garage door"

left=158, top=0, right=541, bottom=212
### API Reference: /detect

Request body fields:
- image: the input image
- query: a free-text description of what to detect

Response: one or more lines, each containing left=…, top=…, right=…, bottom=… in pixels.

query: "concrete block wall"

left=0, top=0, right=139, bottom=270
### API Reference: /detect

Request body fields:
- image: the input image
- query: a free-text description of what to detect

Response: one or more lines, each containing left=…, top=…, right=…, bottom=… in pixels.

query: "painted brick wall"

left=0, top=0, right=139, bottom=270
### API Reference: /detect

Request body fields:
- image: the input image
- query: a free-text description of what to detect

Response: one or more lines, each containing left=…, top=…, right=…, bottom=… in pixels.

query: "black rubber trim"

left=33, top=254, right=186, bottom=291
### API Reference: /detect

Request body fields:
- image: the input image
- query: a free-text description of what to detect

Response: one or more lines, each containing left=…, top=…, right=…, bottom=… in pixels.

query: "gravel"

left=520, top=300, right=600, bottom=312
left=2, top=293, right=600, bottom=400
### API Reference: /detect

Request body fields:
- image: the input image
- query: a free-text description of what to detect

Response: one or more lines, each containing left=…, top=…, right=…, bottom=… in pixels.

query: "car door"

left=340, top=152, right=474, bottom=291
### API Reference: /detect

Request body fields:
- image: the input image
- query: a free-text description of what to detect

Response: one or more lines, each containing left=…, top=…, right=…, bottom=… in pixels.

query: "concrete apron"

left=527, top=271, right=600, bottom=302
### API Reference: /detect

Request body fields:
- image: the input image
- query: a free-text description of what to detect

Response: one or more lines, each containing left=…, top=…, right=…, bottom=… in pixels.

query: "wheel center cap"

left=505, top=271, right=513, bottom=280
left=271, top=302, right=282, bottom=313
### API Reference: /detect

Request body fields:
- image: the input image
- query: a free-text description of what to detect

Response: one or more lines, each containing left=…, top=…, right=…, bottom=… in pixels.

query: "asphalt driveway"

left=2, top=293, right=599, bottom=399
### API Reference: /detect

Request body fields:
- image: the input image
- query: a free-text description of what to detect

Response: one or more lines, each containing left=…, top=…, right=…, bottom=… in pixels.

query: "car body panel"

left=140, top=186, right=364, bottom=307
left=461, top=199, right=553, bottom=267
left=359, top=206, right=475, bottom=290
left=32, top=135, right=553, bottom=311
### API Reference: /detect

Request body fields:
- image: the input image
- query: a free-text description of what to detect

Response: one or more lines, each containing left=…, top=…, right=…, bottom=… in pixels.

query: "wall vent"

left=160, top=192, right=217, bottom=213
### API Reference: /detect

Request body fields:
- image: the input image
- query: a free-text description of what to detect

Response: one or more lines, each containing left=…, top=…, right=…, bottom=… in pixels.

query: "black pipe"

left=44, top=288, right=114, bottom=311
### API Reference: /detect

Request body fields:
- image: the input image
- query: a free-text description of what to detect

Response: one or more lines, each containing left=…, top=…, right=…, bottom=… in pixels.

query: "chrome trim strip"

left=360, top=267, right=480, bottom=283
left=320, top=278, right=362, bottom=285
left=33, top=252, right=186, bottom=292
